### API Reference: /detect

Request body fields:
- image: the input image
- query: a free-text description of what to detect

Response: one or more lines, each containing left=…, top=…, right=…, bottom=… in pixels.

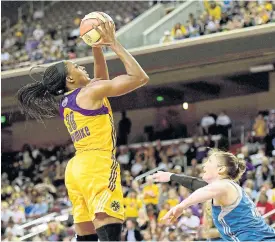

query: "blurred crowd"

left=160, top=0, right=275, bottom=44
left=3, top=1, right=275, bottom=72
left=1, top=2, right=145, bottom=72
left=2, top=110, right=275, bottom=241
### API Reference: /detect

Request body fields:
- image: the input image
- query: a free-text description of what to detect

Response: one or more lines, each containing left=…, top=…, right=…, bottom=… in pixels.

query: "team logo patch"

left=62, top=97, right=68, bottom=107
left=110, top=201, right=120, bottom=212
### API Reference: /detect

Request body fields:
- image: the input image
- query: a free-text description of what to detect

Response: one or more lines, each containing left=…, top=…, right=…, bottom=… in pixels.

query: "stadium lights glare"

left=182, top=102, right=188, bottom=110
left=250, top=64, right=274, bottom=73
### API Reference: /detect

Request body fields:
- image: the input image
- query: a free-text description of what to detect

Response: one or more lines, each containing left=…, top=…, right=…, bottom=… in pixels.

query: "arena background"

left=1, top=0, right=275, bottom=241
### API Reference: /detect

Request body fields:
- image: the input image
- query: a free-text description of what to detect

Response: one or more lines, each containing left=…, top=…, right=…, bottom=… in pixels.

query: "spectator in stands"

left=124, top=219, right=143, bottom=241
left=205, top=1, right=222, bottom=21
left=243, top=179, right=258, bottom=201
left=205, top=15, right=219, bottom=34
left=33, top=9, right=44, bottom=20
left=216, top=111, right=231, bottom=136
left=267, top=110, right=275, bottom=136
left=195, top=139, right=208, bottom=163
left=45, top=221, right=66, bottom=241
left=226, top=15, right=244, bottom=30
left=220, top=0, right=234, bottom=13
left=143, top=176, right=159, bottom=207
left=265, top=1, right=273, bottom=12
left=159, top=31, right=173, bottom=44
left=124, top=190, right=142, bottom=219
left=158, top=183, right=169, bottom=210
left=33, top=24, right=45, bottom=41
left=219, top=12, right=230, bottom=31
left=131, top=153, right=144, bottom=176
left=171, top=23, right=187, bottom=40
left=166, top=188, right=180, bottom=208
left=3, top=230, right=20, bottom=242
left=243, top=13, right=254, bottom=28
left=118, top=111, right=132, bottom=145
left=11, top=205, right=26, bottom=224
left=238, top=146, right=255, bottom=185
left=158, top=151, right=172, bottom=171
left=201, top=113, right=216, bottom=135
left=136, top=209, right=149, bottom=231
left=28, top=196, right=49, bottom=217
left=256, top=192, right=275, bottom=222
left=1, top=202, right=13, bottom=225
left=187, top=13, right=200, bottom=37
left=255, top=156, right=273, bottom=189
left=253, top=114, right=267, bottom=142
left=178, top=208, right=200, bottom=235
left=197, top=12, right=208, bottom=35
left=187, top=20, right=200, bottom=38
left=158, top=202, right=170, bottom=223
left=117, top=146, right=131, bottom=171
left=70, top=18, right=80, bottom=38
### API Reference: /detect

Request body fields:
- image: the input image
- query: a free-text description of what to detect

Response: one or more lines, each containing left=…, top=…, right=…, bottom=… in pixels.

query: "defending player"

left=152, top=149, right=275, bottom=241
left=17, top=19, right=149, bottom=241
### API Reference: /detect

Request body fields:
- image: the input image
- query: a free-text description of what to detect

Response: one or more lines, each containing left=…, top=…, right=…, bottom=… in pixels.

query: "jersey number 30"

left=66, top=112, right=77, bottom=132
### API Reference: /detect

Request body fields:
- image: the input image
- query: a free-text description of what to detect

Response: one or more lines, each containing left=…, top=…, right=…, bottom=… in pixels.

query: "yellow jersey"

left=158, top=209, right=168, bottom=222
left=143, top=184, right=159, bottom=205
left=59, top=88, right=116, bottom=154
left=166, top=198, right=179, bottom=207
left=124, top=197, right=142, bottom=218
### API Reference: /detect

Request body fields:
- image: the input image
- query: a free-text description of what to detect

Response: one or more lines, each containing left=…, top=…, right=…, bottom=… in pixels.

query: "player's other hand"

left=91, top=18, right=116, bottom=47
left=161, top=204, right=184, bottom=223
left=151, top=171, right=173, bottom=183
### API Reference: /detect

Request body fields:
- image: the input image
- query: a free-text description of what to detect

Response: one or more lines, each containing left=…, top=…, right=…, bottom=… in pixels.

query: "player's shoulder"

left=80, top=79, right=109, bottom=99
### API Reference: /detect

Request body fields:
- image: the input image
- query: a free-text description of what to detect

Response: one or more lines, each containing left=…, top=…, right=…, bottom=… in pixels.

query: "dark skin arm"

left=86, top=20, right=149, bottom=100
left=93, top=47, right=109, bottom=80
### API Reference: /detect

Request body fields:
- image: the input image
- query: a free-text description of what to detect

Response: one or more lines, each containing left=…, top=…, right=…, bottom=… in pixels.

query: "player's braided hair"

left=17, top=61, right=68, bottom=122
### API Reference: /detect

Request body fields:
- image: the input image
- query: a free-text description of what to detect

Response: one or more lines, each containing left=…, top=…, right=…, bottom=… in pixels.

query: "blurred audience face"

left=128, top=191, right=137, bottom=199
left=244, top=179, right=255, bottom=190
left=126, top=219, right=135, bottom=230
left=259, top=193, right=268, bottom=204
left=174, top=23, right=181, bottom=30
left=164, top=203, right=170, bottom=211
left=168, top=189, right=177, bottom=199
left=185, top=208, right=192, bottom=218
left=210, top=1, right=217, bottom=9
left=146, top=176, right=154, bottom=185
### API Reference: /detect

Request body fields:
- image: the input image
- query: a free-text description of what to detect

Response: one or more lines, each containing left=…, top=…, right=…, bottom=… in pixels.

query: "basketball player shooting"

left=17, top=17, right=149, bottom=241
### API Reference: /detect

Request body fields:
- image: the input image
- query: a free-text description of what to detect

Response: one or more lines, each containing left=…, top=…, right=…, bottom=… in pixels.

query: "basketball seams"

left=80, top=11, right=114, bottom=45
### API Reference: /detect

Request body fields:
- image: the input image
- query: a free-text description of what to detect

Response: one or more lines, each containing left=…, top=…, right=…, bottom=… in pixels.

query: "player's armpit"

left=87, top=74, right=149, bottom=99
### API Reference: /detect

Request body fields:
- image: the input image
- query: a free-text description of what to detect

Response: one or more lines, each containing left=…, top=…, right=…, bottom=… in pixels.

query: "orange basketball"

left=80, top=12, right=114, bottom=46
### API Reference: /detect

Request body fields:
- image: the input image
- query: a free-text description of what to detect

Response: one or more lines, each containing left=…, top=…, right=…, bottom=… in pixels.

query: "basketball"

left=80, top=12, right=114, bottom=46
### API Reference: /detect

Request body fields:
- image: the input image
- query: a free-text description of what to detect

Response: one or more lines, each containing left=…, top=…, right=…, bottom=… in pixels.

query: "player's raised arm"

left=151, top=171, right=208, bottom=192
left=88, top=20, right=149, bottom=99
left=93, top=47, right=109, bottom=80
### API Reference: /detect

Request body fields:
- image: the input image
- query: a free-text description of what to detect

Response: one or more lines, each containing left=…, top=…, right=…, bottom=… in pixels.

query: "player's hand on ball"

left=91, top=18, right=116, bottom=47
left=161, top=204, right=184, bottom=223
left=151, top=171, right=173, bottom=183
